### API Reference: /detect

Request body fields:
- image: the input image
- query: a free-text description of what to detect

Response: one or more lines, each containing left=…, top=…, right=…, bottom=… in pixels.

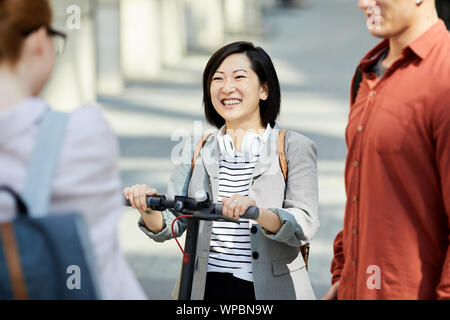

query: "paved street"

left=99, top=0, right=378, bottom=299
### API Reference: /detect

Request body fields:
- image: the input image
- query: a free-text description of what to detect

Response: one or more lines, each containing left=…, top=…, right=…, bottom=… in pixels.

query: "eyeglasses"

left=23, top=26, right=67, bottom=56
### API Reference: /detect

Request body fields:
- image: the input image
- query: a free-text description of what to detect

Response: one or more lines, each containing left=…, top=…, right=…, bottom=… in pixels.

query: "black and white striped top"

left=207, top=152, right=259, bottom=282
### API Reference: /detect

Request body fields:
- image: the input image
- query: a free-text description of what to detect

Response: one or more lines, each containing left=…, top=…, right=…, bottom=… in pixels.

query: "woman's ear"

left=260, top=82, right=269, bottom=101
left=24, top=27, right=48, bottom=58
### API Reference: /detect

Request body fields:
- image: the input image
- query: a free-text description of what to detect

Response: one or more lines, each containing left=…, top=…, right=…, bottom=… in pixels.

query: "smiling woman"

left=125, top=41, right=319, bottom=301
left=203, top=42, right=280, bottom=134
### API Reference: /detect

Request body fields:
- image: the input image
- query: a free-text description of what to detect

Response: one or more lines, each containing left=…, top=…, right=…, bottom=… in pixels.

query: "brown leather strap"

left=191, top=134, right=212, bottom=178
left=277, top=129, right=310, bottom=272
left=300, top=242, right=310, bottom=271
left=277, top=129, right=288, bottom=181
left=1, top=223, right=28, bottom=300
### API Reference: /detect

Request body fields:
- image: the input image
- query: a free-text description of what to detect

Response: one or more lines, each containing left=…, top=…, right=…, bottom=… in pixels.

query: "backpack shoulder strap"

left=277, top=128, right=310, bottom=271
left=23, top=110, right=69, bottom=217
left=351, top=67, right=363, bottom=106
left=190, top=134, right=212, bottom=178
left=277, top=129, right=288, bottom=181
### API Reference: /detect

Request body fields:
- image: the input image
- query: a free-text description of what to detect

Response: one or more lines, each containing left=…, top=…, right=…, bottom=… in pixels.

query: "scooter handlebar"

left=124, top=197, right=174, bottom=210
left=214, top=203, right=260, bottom=220
left=125, top=196, right=260, bottom=220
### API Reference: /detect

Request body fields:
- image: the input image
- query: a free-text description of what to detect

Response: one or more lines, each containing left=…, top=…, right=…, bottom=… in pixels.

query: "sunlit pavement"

left=99, top=0, right=378, bottom=300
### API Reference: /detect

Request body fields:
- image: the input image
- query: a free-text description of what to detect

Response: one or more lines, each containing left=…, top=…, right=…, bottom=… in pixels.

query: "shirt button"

left=352, top=195, right=358, bottom=202
left=369, top=91, right=376, bottom=97
left=352, top=227, right=357, bottom=234
left=358, top=125, right=364, bottom=132
left=251, top=226, right=258, bottom=234
left=252, top=251, right=259, bottom=260
left=353, top=160, right=359, bottom=167
left=352, top=260, right=357, bottom=266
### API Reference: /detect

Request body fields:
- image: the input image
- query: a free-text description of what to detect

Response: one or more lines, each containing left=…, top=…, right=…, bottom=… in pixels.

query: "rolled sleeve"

left=137, top=137, right=195, bottom=242
left=331, top=230, right=345, bottom=285
left=138, top=210, right=178, bottom=243
left=261, top=134, right=320, bottom=247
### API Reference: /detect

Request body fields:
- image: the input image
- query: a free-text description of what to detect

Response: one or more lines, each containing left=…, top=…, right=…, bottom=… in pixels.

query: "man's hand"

left=321, top=281, right=340, bottom=300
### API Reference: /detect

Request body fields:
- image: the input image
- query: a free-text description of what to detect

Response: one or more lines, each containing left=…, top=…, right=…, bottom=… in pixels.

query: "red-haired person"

left=0, top=0, right=145, bottom=299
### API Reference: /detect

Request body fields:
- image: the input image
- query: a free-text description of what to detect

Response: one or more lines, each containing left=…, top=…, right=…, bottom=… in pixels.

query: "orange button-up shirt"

left=331, top=20, right=450, bottom=299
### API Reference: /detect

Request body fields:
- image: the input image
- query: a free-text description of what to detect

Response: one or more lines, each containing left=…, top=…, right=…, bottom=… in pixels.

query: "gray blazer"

left=138, top=125, right=319, bottom=300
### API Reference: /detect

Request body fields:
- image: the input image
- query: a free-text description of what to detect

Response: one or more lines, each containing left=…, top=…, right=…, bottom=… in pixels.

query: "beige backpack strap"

left=278, top=129, right=288, bottom=181
left=191, top=134, right=211, bottom=178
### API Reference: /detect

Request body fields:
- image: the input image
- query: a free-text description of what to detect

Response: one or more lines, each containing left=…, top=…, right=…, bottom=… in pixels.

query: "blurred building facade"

left=42, top=0, right=282, bottom=111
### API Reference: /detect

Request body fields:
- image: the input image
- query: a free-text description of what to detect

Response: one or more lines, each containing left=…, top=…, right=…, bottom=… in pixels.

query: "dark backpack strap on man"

left=278, top=129, right=310, bottom=271
left=351, top=66, right=364, bottom=106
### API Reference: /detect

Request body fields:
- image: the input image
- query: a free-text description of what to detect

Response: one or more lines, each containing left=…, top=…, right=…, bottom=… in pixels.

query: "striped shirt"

left=207, top=152, right=259, bottom=282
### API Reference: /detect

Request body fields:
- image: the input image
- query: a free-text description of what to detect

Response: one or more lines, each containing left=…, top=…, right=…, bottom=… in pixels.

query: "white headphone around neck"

left=217, top=124, right=271, bottom=160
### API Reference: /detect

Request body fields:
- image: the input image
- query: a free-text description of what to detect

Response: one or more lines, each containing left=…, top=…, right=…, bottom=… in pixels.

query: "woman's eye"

left=212, top=77, right=223, bottom=81
left=236, top=75, right=246, bottom=79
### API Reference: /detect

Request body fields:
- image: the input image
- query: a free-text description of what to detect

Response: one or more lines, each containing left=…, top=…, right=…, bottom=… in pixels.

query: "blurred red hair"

left=0, top=0, right=52, bottom=65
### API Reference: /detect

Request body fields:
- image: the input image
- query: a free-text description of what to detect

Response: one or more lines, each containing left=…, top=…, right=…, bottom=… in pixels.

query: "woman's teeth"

left=222, top=99, right=242, bottom=105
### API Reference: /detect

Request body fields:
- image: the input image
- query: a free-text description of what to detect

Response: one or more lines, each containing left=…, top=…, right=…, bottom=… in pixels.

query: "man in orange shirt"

left=323, top=0, right=450, bottom=299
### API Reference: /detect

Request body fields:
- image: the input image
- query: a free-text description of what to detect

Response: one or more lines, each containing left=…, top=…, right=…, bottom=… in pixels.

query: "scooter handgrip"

left=214, top=203, right=260, bottom=220
left=242, top=206, right=260, bottom=220
left=124, top=196, right=174, bottom=211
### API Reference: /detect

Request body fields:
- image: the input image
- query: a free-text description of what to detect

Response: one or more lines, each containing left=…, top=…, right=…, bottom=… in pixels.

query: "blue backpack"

left=0, top=110, right=102, bottom=299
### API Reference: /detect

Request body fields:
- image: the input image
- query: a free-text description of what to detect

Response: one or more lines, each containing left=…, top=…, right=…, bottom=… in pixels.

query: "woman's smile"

left=221, top=98, right=242, bottom=109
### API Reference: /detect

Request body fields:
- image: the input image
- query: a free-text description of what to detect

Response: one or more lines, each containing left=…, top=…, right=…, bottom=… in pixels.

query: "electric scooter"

left=125, top=190, right=259, bottom=300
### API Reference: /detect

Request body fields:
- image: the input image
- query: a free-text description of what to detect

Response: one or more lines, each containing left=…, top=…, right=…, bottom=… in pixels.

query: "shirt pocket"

left=369, top=96, right=415, bottom=154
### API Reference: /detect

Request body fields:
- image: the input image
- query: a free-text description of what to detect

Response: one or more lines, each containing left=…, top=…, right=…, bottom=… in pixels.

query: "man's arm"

left=331, top=230, right=345, bottom=285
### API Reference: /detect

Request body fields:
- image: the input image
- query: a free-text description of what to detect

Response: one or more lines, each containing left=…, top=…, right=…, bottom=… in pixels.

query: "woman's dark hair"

left=202, top=41, right=281, bottom=129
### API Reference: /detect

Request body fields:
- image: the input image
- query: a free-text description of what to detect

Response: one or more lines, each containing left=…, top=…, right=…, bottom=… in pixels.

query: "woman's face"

left=210, top=53, right=268, bottom=127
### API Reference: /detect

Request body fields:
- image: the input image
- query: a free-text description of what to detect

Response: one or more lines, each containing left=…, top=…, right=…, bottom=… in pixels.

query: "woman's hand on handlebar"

left=222, top=194, right=282, bottom=234
left=123, top=184, right=158, bottom=215
left=123, top=184, right=164, bottom=234
left=221, top=195, right=257, bottom=221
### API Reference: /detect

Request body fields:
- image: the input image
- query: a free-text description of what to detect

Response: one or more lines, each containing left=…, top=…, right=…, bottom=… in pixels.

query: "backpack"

left=0, top=110, right=101, bottom=299
left=190, top=129, right=311, bottom=271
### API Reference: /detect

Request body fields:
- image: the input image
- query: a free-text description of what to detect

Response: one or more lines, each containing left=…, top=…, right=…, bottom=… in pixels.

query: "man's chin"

left=368, top=28, right=390, bottom=39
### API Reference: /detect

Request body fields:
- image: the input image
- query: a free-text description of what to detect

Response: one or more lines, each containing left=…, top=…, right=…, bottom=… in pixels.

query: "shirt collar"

left=407, top=19, right=448, bottom=60
left=0, top=97, right=48, bottom=146
left=359, top=40, right=390, bottom=74
left=359, top=20, right=449, bottom=73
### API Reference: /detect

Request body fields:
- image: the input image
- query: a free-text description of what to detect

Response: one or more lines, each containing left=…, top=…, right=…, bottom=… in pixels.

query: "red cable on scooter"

left=171, top=214, right=193, bottom=264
